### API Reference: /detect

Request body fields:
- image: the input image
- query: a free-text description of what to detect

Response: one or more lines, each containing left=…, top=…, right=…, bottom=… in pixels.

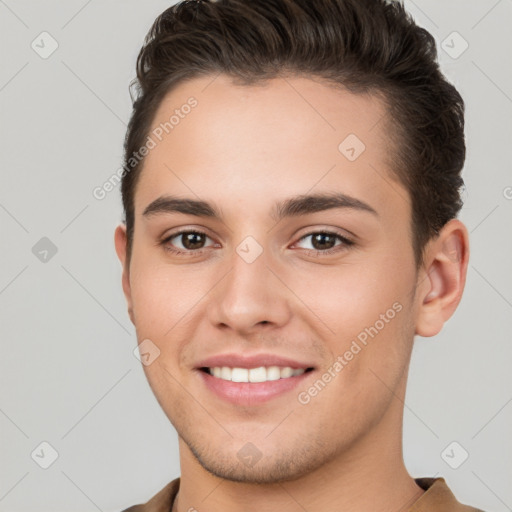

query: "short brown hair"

left=121, top=0, right=466, bottom=270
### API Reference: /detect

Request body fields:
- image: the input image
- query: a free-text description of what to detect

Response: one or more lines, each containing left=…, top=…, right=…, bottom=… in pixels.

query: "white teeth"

left=266, top=366, right=281, bottom=381
left=207, top=366, right=307, bottom=382
left=231, top=368, right=249, bottom=382
left=248, top=366, right=267, bottom=383
left=280, top=367, right=293, bottom=378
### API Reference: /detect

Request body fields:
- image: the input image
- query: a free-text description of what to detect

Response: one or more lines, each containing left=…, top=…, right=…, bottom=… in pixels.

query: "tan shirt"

left=121, top=477, right=485, bottom=512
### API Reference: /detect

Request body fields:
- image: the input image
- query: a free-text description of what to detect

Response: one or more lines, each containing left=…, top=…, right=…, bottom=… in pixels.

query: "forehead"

left=135, top=73, right=408, bottom=223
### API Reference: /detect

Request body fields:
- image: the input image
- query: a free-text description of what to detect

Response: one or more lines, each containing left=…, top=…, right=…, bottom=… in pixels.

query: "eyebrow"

left=142, top=192, right=379, bottom=221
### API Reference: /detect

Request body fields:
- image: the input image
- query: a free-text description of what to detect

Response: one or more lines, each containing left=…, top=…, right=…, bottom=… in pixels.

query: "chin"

left=185, top=435, right=332, bottom=485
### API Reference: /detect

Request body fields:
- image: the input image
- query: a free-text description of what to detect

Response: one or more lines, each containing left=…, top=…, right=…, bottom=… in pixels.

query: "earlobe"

left=414, top=220, right=470, bottom=338
left=114, top=224, right=135, bottom=326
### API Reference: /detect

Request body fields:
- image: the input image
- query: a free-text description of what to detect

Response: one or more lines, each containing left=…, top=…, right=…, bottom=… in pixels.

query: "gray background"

left=0, top=0, right=511, bottom=511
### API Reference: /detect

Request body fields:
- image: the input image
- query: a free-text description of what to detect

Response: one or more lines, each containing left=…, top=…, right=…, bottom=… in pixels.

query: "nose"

left=206, top=244, right=292, bottom=336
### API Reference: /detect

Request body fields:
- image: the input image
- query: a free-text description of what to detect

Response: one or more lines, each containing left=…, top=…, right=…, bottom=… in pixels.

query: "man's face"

left=116, top=74, right=423, bottom=483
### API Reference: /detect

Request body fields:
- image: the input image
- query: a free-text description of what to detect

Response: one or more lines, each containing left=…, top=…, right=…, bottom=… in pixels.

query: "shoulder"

left=120, top=477, right=180, bottom=512
left=411, top=477, right=487, bottom=512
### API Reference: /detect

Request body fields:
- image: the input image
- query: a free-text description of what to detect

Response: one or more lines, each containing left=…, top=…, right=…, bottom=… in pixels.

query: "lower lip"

left=197, top=369, right=313, bottom=406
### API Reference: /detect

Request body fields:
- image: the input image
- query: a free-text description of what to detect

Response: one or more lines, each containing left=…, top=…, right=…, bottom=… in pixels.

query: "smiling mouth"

left=199, top=366, right=315, bottom=383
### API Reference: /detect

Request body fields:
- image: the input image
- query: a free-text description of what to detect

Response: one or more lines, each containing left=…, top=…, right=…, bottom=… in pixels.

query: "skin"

left=114, top=74, right=469, bottom=512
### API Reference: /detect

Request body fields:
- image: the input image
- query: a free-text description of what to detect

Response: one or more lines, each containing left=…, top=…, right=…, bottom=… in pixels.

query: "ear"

left=114, top=224, right=135, bottom=325
left=414, top=219, right=470, bottom=338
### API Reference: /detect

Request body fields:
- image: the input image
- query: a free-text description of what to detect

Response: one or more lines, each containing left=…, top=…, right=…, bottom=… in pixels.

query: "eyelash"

left=159, top=229, right=355, bottom=257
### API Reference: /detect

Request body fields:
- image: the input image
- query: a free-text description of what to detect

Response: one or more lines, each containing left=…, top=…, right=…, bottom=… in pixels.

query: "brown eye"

left=295, top=231, right=355, bottom=255
left=161, top=230, right=216, bottom=255
left=310, top=233, right=337, bottom=250
left=179, top=232, right=207, bottom=250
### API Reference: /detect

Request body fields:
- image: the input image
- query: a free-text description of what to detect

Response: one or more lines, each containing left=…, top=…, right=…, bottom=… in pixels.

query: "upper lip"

left=195, top=353, right=316, bottom=370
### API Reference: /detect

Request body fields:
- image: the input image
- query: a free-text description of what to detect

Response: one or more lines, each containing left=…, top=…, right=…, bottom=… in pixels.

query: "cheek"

left=129, top=260, right=215, bottom=381
left=130, top=258, right=204, bottom=333
left=288, top=261, right=412, bottom=386
left=295, top=307, right=412, bottom=433
left=287, top=260, right=406, bottom=332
